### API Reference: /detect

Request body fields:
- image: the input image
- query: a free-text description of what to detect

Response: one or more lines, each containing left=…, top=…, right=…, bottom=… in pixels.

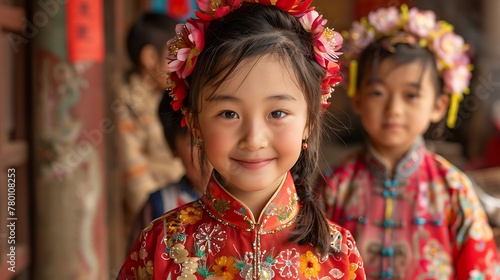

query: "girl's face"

left=139, top=45, right=170, bottom=90
left=195, top=55, right=309, bottom=198
left=354, top=58, right=448, bottom=157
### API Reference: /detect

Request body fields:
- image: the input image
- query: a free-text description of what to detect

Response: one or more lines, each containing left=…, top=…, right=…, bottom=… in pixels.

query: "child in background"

left=116, top=13, right=184, bottom=222
left=317, top=5, right=500, bottom=280
left=118, top=1, right=365, bottom=279
left=129, top=92, right=210, bottom=245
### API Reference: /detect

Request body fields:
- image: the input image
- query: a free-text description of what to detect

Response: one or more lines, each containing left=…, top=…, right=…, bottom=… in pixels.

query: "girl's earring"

left=197, top=140, right=203, bottom=151
left=302, top=139, right=308, bottom=150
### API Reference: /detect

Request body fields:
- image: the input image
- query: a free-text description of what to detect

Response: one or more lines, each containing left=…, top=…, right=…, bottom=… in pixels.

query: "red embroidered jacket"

left=118, top=172, right=366, bottom=279
left=317, top=138, right=500, bottom=280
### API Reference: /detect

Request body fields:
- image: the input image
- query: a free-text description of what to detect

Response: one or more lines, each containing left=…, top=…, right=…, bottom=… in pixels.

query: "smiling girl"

left=118, top=1, right=365, bottom=279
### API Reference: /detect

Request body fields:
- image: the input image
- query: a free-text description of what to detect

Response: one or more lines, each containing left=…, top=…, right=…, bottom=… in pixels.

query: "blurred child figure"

left=317, top=5, right=500, bottom=280
left=118, top=1, right=366, bottom=279
left=130, top=92, right=210, bottom=242
left=116, top=13, right=184, bottom=222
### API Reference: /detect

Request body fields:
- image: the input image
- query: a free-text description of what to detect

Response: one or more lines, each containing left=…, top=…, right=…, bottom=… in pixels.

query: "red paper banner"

left=168, top=0, right=190, bottom=19
left=66, top=0, right=104, bottom=62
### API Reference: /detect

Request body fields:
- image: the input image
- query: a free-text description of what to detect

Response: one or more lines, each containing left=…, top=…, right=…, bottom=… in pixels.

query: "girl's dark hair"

left=126, top=12, right=178, bottom=74
left=158, top=92, right=188, bottom=151
left=185, top=3, right=332, bottom=256
left=356, top=37, right=443, bottom=96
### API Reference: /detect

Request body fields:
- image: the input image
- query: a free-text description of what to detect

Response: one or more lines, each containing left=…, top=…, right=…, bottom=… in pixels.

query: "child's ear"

left=139, top=44, right=159, bottom=70
left=302, top=125, right=310, bottom=140
left=431, top=93, right=450, bottom=122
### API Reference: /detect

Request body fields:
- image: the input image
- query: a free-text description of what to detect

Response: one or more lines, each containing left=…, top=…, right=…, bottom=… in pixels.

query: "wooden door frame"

left=0, top=2, right=31, bottom=279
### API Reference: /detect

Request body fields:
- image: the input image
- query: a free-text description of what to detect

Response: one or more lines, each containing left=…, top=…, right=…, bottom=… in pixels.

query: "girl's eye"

left=220, top=111, right=239, bottom=119
left=269, top=111, right=287, bottom=119
left=371, top=90, right=383, bottom=96
left=407, top=93, right=420, bottom=99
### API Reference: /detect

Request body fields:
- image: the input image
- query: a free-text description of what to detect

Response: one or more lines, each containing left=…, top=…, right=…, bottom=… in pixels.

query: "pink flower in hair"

left=166, top=19, right=206, bottom=79
left=444, top=64, right=471, bottom=94
left=298, top=10, right=325, bottom=38
left=407, top=7, right=436, bottom=38
left=367, top=6, right=400, bottom=35
left=299, top=10, right=342, bottom=67
left=316, top=27, right=343, bottom=65
left=432, top=29, right=465, bottom=68
left=195, top=0, right=242, bottom=20
left=342, top=4, right=473, bottom=126
left=343, top=21, right=375, bottom=58
left=298, top=9, right=342, bottom=105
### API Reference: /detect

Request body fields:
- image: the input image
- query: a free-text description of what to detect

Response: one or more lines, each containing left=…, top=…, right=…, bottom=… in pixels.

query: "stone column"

left=31, top=0, right=109, bottom=278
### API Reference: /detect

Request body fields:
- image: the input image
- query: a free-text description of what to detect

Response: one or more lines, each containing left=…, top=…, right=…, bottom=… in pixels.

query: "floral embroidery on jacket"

left=299, top=251, right=321, bottom=278
left=194, top=223, right=227, bottom=255
left=274, top=248, right=300, bottom=278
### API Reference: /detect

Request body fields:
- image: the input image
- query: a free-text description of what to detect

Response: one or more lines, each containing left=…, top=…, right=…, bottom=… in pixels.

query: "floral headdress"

left=342, top=4, right=473, bottom=128
left=166, top=0, right=343, bottom=126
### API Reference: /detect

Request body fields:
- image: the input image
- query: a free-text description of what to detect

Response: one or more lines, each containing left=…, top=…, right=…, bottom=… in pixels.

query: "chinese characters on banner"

left=66, top=0, right=104, bottom=62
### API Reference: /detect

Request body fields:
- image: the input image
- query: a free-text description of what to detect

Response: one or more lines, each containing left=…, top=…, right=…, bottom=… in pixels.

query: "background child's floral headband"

left=342, top=4, right=473, bottom=128
left=165, top=0, right=343, bottom=126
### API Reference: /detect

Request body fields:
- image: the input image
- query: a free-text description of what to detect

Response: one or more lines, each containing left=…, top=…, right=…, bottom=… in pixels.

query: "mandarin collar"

left=200, top=171, right=300, bottom=232
left=364, top=137, right=426, bottom=180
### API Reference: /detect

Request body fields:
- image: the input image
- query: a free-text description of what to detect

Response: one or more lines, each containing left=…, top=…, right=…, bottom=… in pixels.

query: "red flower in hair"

left=168, top=72, right=188, bottom=112
left=258, top=0, right=313, bottom=15
left=195, top=0, right=242, bottom=21
left=321, top=61, right=342, bottom=107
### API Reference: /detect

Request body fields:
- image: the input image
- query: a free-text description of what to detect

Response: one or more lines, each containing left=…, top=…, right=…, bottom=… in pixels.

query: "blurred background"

left=0, top=0, right=499, bottom=279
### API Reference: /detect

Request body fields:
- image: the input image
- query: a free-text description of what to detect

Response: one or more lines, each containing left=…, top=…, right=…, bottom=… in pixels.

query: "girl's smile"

left=231, top=158, right=275, bottom=170
left=382, top=122, right=404, bottom=131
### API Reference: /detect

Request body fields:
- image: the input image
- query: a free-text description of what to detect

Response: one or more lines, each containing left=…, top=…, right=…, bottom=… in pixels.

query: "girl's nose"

left=385, top=95, right=403, bottom=116
left=238, top=119, right=268, bottom=151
